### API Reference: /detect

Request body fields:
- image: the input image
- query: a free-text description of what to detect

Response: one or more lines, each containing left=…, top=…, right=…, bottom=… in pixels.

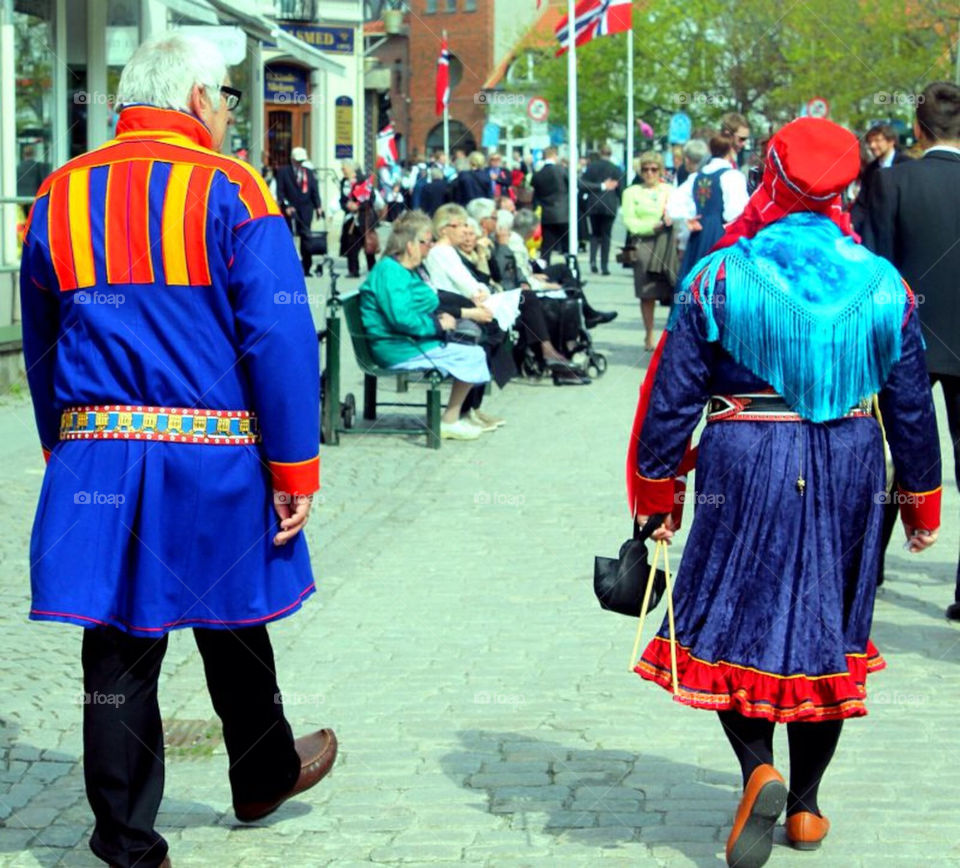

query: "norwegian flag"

left=435, top=38, right=450, bottom=117
left=555, top=0, right=631, bottom=54
left=377, top=121, right=399, bottom=164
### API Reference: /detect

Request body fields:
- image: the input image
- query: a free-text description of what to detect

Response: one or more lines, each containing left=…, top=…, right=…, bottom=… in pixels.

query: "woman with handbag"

left=626, top=119, right=941, bottom=867
left=338, top=161, right=381, bottom=278
left=621, top=151, right=676, bottom=351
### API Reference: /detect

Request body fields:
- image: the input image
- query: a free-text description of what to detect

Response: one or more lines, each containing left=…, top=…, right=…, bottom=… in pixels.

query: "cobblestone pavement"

left=2, top=264, right=960, bottom=867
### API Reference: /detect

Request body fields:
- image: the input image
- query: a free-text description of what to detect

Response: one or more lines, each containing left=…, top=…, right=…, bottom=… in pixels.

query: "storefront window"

left=14, top=0, right=54, bottom=200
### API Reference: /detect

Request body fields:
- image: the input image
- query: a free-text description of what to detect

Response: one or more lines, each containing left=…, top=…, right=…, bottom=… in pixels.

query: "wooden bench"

left=336, top=292, right=446, bottom=449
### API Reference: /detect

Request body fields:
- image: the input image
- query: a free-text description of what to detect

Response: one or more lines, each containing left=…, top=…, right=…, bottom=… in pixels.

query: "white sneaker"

left=472, top=409, right=506, bottom=429
left=441, top=418, right=482, bottom=440
left=467, top=409, right=499, bottom=432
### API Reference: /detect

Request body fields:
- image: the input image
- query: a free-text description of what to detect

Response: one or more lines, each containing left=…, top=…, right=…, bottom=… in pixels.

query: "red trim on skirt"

left=636, top=636, right=886, bottom=723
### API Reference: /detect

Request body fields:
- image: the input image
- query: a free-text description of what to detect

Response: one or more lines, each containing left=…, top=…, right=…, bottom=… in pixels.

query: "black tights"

left=717, top=710, right=843, bottom=817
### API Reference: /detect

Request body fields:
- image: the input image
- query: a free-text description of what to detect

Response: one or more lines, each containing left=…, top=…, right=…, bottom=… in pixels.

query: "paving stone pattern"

left=1, top=267, right=959, bottom=866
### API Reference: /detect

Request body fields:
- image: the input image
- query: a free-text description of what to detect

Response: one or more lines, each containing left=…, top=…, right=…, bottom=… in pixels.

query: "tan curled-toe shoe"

left=234, top=728, right=338, bottom=822
left=785, top=811, right=830, bottom=850
left=725, top=764, right=788, bottom=867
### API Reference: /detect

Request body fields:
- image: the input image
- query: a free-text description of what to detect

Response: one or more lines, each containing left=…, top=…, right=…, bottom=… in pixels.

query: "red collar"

left=115, top=105, right=213, bottom=150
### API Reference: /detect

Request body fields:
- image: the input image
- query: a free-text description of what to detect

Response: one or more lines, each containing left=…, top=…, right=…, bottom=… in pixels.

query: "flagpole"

left=442, top=29, right=450, bottom=158
left=626, top=26, right=634, bottom=179
left=566, top=0, right=578, bottom=260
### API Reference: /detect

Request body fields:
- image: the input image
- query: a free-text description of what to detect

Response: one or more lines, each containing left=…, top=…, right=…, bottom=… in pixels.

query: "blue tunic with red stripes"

left=20, top=106, right=321, bottom=637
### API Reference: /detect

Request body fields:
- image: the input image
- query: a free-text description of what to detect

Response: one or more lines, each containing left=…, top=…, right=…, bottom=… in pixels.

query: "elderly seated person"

left=359, top=211, right=490, bottom=441
left=510, top=209, right=617, bottom=328
left=456, top=215, right=589, bottom=385
left=424, top=203, right=514, bottom=428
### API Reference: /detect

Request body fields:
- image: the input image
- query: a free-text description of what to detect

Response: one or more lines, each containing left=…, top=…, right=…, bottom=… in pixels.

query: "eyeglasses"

left=211, top=85, right=242, bottom=111
left=641, top=166, right=660, bottom=173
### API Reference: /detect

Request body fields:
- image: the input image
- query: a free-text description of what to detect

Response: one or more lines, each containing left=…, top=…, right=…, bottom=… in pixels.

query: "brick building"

left=364, top=0, right=542, bottom=162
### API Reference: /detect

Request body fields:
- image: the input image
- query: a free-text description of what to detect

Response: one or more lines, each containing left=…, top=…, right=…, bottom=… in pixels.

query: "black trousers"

left=82, top=625, right=300, bottom=868
left=589, top=213, right=615, bottom=271
left=878, top=372, right=960, bottom=593
left=540, top=222, right=568, bottom=262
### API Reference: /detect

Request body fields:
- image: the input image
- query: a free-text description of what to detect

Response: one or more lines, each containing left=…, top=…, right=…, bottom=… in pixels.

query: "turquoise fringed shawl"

left=670, top=212, right=906, bottom=423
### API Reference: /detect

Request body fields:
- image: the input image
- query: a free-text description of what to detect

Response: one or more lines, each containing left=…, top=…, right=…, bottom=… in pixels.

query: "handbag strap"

left=634, top=512, right=667, bottom=542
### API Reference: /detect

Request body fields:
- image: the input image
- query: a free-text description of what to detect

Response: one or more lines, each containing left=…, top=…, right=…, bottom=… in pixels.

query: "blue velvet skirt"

left=636, top=416, right=887, bottom=722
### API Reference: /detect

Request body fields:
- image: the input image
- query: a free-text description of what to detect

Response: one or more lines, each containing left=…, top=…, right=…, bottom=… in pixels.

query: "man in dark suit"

left=579, top=145, right=622, bottom=274
left=851, top=123, right=910, bottom=235
left=864, top=81, right=960, bottom=615
left=275, top=146, right=324, bottom=276
left=419, top=166, right=451, bottom=216
left=531, top=146, right=569, bottom=261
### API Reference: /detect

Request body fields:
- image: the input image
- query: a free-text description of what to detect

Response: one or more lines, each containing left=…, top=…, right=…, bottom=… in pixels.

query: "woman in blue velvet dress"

left=626, top=118, right=941, bottom=868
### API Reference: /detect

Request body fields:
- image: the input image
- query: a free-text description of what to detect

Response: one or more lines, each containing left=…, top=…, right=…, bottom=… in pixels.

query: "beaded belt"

left=59, top=405, right=259, bottom=445
left=706, top=394, right=874, bottom=423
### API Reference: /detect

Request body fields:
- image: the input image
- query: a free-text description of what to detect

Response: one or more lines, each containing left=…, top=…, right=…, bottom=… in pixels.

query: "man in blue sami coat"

left=20, top=32, right=335, bottom=868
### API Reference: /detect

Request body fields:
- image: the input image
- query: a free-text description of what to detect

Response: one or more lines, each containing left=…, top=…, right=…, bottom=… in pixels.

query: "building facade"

left=363, top=0, right=541, bottom=163
left=0, top=0, right=363, bottom=381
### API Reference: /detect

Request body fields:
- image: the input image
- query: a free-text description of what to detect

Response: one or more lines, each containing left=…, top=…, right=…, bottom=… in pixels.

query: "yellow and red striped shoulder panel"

left=36, top=138, right=280, bottom=223
left=31, top=138, right=281, bottom=290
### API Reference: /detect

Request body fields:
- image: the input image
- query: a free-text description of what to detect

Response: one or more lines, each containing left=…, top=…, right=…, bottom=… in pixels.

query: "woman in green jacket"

left=359, top=211, right=491, bottom=441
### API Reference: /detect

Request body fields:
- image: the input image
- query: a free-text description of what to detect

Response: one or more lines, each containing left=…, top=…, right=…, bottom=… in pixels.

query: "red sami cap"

left=713, top=117, right=862, bottom=250
left=764, top=117, right=861, bottom=207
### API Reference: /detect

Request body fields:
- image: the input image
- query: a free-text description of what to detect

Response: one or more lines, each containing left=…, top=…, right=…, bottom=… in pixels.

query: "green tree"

left=531, top=0, right=956, bottom=146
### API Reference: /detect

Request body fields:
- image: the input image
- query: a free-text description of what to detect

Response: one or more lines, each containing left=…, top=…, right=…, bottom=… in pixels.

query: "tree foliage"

left=532, top=0, right=958, bottom=144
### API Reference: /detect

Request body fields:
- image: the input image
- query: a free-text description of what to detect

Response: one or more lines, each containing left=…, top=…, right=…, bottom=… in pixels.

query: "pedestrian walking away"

left=862, top=81, right=960, bottom=613
left=626, top=117, right=941, bottom=868
left=19, top=32, right=336, bottom=868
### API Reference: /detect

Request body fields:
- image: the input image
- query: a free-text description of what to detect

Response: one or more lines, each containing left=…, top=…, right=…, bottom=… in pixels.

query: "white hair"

left=116, top=31, right=227, bottom=112
left=466, top=198, right=496, bottom=221
left=495, top=209, right=514, bottom=231
left=464, top=217, right=481, bottom=234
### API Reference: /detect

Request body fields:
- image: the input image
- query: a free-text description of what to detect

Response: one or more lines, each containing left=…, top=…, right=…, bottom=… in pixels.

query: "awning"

left=159, top=0, right=347, bottom=77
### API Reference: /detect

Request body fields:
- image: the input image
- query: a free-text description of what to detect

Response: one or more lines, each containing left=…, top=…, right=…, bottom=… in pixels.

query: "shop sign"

left=281, top=25, right=355, bottom=54
left=335, top=96, right=354, bottom=159
left=265, top=65, right=310, bottom=105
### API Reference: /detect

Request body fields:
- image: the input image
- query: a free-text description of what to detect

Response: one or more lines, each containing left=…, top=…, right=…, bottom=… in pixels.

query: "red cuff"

left=42, top=448, right=51, bottom=465
left=898, top=485, right=940, bottom=531
left=633, top=472, right=676, bottom=516
left=269, top=456, right=320, bottom=496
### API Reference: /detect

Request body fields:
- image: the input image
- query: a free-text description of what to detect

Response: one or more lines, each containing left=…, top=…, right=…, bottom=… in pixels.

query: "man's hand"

left=904, top=526, right=938, bottom=553
left=687, top=217, right=703, bottom=232
left=603, top=179, right=619, bottom=191
left=285, top=206, right=296, bottom=217
left=273, top=491, right=312, bottom=546
left=347, top=201, right=359, bottom=212
left=636, top=513, right=676, bottom=543
left=438, top=312, right=457, bottom=330
left=316, top=208, right=325, bottom=219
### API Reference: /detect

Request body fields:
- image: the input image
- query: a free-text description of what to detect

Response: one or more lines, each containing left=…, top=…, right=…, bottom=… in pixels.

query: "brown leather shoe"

left=725, top=764, right=788, bottom=867
left=785, top=811, right=830, bottom=850
left=234, top=728, right=338, bottom=822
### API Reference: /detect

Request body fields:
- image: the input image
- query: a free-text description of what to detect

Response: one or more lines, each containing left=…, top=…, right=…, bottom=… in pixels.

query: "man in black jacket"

left=531, top=147, right=569, bottom=261
left=579, top=145, right=622, bottom=274
left=275, top=146, right=324, bottom=275
left=851, top=123, right=910, bottom=235
left=864, top=81, right=960, bottom=614
left=420, top=167, right=451, bottom=216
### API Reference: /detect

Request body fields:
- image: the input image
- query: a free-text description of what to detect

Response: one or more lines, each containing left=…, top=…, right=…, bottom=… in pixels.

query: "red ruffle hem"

left=636, top=636, right=887, bottom=723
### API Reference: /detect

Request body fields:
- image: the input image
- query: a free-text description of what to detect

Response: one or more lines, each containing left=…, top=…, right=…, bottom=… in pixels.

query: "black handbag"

left=594, top=513, right=668, bottom=617
left=299, top=230, right=328, bottom=256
